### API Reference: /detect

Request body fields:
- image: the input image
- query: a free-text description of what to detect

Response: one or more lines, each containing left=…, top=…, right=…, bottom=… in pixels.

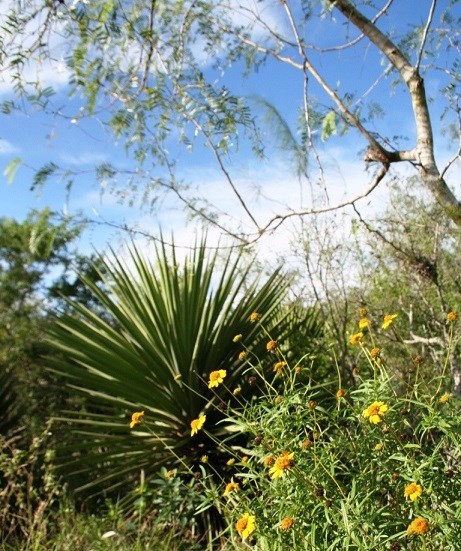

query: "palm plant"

left=46, top=239, right=321, bottom=499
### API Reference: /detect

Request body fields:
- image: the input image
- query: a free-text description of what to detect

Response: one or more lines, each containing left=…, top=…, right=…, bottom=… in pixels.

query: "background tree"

left=0, top=209, right=98, bottom=436
left=0, top=0, right=459, bottom=241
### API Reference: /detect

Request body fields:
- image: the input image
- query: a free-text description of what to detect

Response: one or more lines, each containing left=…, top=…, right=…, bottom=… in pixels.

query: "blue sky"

left=1, top=0, right=459, bottom=258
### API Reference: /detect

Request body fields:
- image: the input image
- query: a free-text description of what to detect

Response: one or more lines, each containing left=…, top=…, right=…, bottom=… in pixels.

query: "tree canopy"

left=1, top=0, right=460, bottom=241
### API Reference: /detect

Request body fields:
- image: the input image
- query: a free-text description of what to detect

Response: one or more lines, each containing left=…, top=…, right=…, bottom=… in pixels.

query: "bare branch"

left=250, top=164, right=389, bottom=240
left=416, top=0, right=437, bottom=72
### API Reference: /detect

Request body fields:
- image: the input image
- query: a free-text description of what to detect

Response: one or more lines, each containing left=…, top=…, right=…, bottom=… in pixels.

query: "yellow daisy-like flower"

left=165, top=469, right=175, bottom=478
left=447, top=311, right=458, bottom=323
left=233, top=334, right=243, bottom=342
left=382, top=313, right=398, bottom=329
left=208, top=369, right=227, bottom=388
left=238, top=351, right=247, bottom=361
left=279, top=517, right=294, bottom=531
left=359, top=318, right=370, bottom=329
left=407, top=516, right=429, bottom=536
left=266, top=340, right=278, bottom=352
left=294, top=365, right=302, bottom=374
left=362, top=401, right=388, bottom=424
left=269, top=451, right=294, bottom=479
left=129, top=411, right=144, bottom=429
left=235, top=513, right=256, bottom=539
left=241, top=455, right=249, bottom=464
left=358, top=307, right=368, bottom=317
left=223, top=481, right=239, bottom=496
left=273, top=361, right=286, bottom=373
left=374, top=443, right=384, bottom=452
left=249, top=312, right=261, bottom=323
left=404, top=482, right=423, bottom=501
left=200, top=455, right=208, bottom=463
left=349, top=332, right=364, bottom=345
left=336, top=388, right=346, bottom=399
left=190, top=414, right=206, bottom=436
left=439, top=392, right=451, bottom=404
left=370, top=347, right=381, bottom=358
left=226, top=458, right=236, bottom=466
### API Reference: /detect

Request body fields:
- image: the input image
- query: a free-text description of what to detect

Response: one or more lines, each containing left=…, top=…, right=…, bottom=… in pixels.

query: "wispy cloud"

left=59, top=152, right=109, bottom=166
left=0, top=139, right=19, bottom=155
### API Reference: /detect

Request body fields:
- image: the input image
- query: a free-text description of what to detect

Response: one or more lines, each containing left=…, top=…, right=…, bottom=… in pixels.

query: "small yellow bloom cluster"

left=269, top=451, right=294, bottom=479
left=266, top=339, right=278, bottom=352
left=407, top=516, right=429, bottom=536
left=362, top=401, right=388, bottom=424
left=349, top=332, right=364, bottom=345
left=439, top=392, right=451, bottom=404
left=404, top=482, right=423, bottom=501
left=249, top=312, right=261, bottom=323
left=263, top=455, right=274, bottom=466
left=236, top=513, right=256, bottom=539
left=374, top=443, right=383, bottom=452
left=223, top=481, right=239, bottom=496
left=238, top=351, right=247, bottom=361
left=382, top=313, right=398, bottom=329
left=336, top=388, right=346, bottom=399
left=279, top=517, right=294, bottom=531
left=359, top=318, right=370, bottom=329
left=447, top=311, right=458, bottom=323
left=370, top=347, right=381, bottom=358
left=208, top=369, right=226, bottom=388
left=129, top=411, right=144, bottom=429
left=233, top=334, right=242, bottom=343
left=190, top=414, right=206, bottom=436
left=273, top=361, right=286, bottom=373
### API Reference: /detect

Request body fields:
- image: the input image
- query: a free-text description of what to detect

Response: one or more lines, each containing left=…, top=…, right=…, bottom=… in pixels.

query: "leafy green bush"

left=194, top=309, right=461, bottom=550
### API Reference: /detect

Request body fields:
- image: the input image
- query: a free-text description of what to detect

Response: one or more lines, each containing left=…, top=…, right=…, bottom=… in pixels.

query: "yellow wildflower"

left=447, top=311, right=458, bottom=323
left=190, top=414, right=206, bottom=436
left=165, top=469, right=175, bottom=478
left=236, top=513, right=256, bottom=539
left=359, top=318, right=370, bottom=329
left=238, top=351, right=247, bottom=361
left=349, top=332, right=364, bottom=345
left=374, top=443, right=384, bottom=452
left=266, top=340, right=278, bottom=352
left=223, top=481, right=239, bottom=496
left=200, top=455, right=208, bottom=463
left=273, top=361, right=286, bottom=373
left=301, top=439, right=312, bottom=450
left=233, top=334, right=242, bottom=342
left=407, top=517, right=429, bottom=536
left=129, top=411, right=144, bottom=429
left=249, top=312, right=261, bottom=323
left=279, top=517, right=294, bottom=531
left=208, top=369, right=227, bottom=388
left=382, top=313, right=398, bottom=329
left=439, top=392, right=451, bottom=404
left=336, top=388, right=346, bottom=399
left=241, top=455, right=249, bottom=464
left=358, top=307, right=368, bottom=317
left=294, top=365, right=302, bottom=374
left=307, top=400, right=317, bottom=410
left=404, top=483, right=423, bottom=501
left=226, top=458, right=235, bottom=466
left=370, top=347, right=381, bottom=358
left=269, top=451, right=294, bottom=479
left=233, top=386, right=242, bottom=396
left=263, top=455, right=274, bottom=466
left=362, top=401, right=388, bottom=424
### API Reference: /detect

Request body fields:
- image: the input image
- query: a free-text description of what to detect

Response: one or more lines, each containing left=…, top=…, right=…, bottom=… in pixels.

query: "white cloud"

left=0, top=139, right=19, bottom=155
left=59, top=152, right=109, bottom=166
